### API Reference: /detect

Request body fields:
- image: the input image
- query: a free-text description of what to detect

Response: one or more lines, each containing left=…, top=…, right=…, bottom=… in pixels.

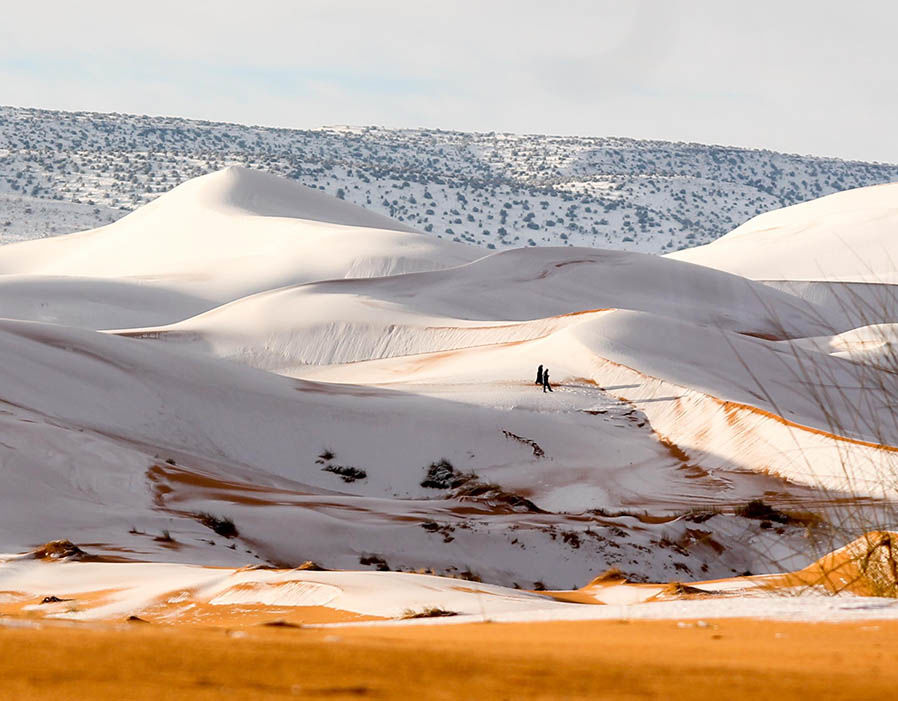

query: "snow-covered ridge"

left=3, top=104, right=898, bottom=253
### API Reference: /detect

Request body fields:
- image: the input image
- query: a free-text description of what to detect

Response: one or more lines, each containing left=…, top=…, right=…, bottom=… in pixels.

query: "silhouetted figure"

left=536, top=364, right=544, bottom=385
left=543, top=368, right=553, bottom=393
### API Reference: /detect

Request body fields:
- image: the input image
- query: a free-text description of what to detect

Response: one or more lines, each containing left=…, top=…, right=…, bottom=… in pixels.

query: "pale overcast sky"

left=1, top=1, right=895, bottom=162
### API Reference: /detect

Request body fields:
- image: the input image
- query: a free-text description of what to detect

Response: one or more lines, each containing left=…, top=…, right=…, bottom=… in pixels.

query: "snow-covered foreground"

left=2, top=533, right=897, bottom=626
left=1, top=166, right=897, bottom=609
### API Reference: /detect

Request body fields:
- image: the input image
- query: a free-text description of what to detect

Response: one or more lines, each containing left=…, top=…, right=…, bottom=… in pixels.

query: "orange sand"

left=1, top=617, right=897, bottom=700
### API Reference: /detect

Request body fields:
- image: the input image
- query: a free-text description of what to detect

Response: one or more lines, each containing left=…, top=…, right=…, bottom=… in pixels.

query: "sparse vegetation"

left=400, top=607, right=459, bottom=619
left=561, top=531, right=582, bottom=549
left=316, top=449, right=335, bottom=464
left=735, top=499, right=791, bottom=524
left=419, top=520, right=456, bottom=543
left=359, top=554, right=390, bottom=571
left=322, top=464, right=367, bottom=483
left=733, top=499, right=822, bottom=528
left=154, top=530, right=175, bottom=543
left=679, top=508, right=723, bottom=524
left=7, top=105, right=897, bottom=255
left=501, top=430, right=545, bottom=458
left=725, top=282, right=898, bottom=597
left=40, top=595, right=71, bottom=604
left=420, top=459, right=476, bottom=489
left=194, top=513, right=238, bottom=538
left=454, top=481, right=543, bottom=513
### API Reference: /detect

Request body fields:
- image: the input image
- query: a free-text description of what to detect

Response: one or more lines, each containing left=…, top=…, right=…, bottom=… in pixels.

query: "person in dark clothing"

left=536, top=364, right=544, bottom=385
left=542, top=367, right=552, bottom=392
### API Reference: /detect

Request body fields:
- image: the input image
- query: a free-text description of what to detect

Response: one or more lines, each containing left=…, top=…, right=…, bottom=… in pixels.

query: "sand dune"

left=114, top=245, right=836, bottom=374
left=1, top=167, right=897, bottom=611
left=0, top=167, right=475, bottom=325
left=669, top=181, right=898, bottom=282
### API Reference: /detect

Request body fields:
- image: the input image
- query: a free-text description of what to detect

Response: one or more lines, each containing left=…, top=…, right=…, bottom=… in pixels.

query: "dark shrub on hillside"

left=195, top=512, right=239, bottom=538
left=420, top=459, right=476, bottom=489
left=322, top=464, right=367, bottom=482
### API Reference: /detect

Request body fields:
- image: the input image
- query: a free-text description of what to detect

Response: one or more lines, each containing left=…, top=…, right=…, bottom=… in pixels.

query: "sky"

left=1, top=0, right=896, bottom=162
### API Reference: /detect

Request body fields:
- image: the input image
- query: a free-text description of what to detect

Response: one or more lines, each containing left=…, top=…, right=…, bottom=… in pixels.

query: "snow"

left=0, top=167, right=476, bottom=323
left=0, top=165, right=897, bottom=605
left=4, top=105, right=898, bottom=254
left=669, top=182, right=898, bottom=282
left=115, top=246, right=833, bottom=374
left=2, top=557, right=898, bottom=626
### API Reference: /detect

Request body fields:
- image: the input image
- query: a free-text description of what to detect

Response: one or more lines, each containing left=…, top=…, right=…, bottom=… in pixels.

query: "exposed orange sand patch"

left=557, top=306, right=613, bottom=318
left=539, top=588, right=605, bottom=604
left=0, top=588, right=123, bottom=619
left=769, top=531, right=898, bottom=596
left=135, top=601, right=382, bottom=627
left=2, top=618, right=898, bottom=700
left=0, top=580, right=381, bottom=628
left=546, top=531, right=898, bottom=604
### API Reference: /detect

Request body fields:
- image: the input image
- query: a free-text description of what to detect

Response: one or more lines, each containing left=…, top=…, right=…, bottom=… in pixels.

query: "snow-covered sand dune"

left=0, top=167, right=476, bottom=325
left=669, top=181, right=898, bottom=283
left=2, top=315, right=791, bottom=584
left=2, top=532, right=896, bottom=626
left=0, top=274, right=211, bottom=329
left=1, top=167, right=897, bottom=601
left=297, top=306, right=898, bottom=495
left=116, top=245, right=835, bottom=372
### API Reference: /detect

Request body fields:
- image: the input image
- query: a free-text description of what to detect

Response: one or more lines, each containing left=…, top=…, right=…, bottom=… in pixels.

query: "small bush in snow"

left=195, top=512, right=238, bottom=538
left=420, top=459, right=476, bottom=489
left=322, top=464, right=367, bottom=482
left=400, top=607, right=459, bottom=619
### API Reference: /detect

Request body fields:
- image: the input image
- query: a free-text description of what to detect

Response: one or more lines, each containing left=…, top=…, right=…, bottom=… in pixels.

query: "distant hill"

left=2, top=104, right=897, bottom=251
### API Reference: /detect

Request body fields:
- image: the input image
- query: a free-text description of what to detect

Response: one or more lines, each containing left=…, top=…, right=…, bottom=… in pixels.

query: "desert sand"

left=2, top=618, right=898, bottom=700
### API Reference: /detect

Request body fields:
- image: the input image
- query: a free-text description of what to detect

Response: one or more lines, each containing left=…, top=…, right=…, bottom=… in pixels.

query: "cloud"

left=1, top=0, right=896, bottom=161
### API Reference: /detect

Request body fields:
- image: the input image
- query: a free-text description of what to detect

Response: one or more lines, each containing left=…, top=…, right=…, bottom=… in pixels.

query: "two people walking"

left=535, top=364, right=553, bottom=393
